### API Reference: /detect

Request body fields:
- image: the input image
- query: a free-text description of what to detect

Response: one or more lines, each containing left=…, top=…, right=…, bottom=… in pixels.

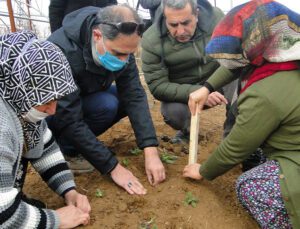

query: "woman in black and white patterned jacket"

left=0, top=30, right=91, bottom=229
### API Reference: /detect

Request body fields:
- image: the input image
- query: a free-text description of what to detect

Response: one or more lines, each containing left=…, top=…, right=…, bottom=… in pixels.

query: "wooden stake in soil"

left=188, top=105, right=200, bottom=164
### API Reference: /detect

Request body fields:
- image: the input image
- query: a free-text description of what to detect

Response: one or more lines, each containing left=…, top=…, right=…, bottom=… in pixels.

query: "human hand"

left=205, top=91, right=228, bottom=108
left=56, top=205, right=90, bottom=229
left=144, top=147, right=166, bottom=186
left=188, top=87, right=210, bottom=115
left=64, top=189, right=91, bottom=214
left=110, top=163, right=147, bottom=195
left=182, top=163, right=203, bottom=180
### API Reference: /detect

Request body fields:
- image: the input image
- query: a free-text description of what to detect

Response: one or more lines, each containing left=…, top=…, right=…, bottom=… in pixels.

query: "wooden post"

left=7, top=0, right=16, bottom=32
left=26, top=0, right=33, bottom=31
left=188, top=105, right=200, bottom=164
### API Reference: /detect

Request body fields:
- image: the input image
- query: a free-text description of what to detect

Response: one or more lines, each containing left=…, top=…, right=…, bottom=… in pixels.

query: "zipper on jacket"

left=192, top=41, right=205, bottom=75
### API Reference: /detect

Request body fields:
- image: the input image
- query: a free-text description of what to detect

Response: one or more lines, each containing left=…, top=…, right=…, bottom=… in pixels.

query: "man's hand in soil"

left=144, top=146, right=166, bottom=186
left=56, top=205, right=90, bottom=228
left=110, top=163, right=147, bottom=195
left=183, top=163, right=203, bottom=180
left=64, top=189, right=91, bottom=214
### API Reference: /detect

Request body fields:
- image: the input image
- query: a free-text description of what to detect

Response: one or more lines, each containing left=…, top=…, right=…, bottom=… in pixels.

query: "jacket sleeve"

left=0, top=131, right=60, bottom=228
left=206, top=66, right=240, bottom=91
left=199, top=89, right=280, bottom=180
left=141, top=35, right=201, bottom=104
left=30, top=125, right=76, bottom=197
left=49, top=0, right=66, bottom=33
left=140, top=0, right=161, bottom=9
left=52, top=90, right=118, bottom=175
left=107, top=0, right=118, bottom=5
left=116, top=55, right=159, bottom=149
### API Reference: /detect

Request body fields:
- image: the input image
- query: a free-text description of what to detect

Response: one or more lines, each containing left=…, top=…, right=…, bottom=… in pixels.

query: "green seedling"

left=184, top=192, right=198, bottom=208
left=130, top=147, right=142, bottom=156
left=160, top=151, right=178, bottom=164
left=95, top=188, right=104, bottom=198
left=139, top=217, right=157, bottom=229
left=122, top=158, right=129, bottom=167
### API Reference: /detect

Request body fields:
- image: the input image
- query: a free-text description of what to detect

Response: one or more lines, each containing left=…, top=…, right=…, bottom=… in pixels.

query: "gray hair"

left=95, top=4, right=142, bottom=40
left=161, top=0, right=198, bottom=15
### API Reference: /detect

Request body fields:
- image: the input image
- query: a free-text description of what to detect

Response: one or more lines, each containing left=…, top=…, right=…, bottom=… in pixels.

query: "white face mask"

left=22, top=107, right=50, bottom=123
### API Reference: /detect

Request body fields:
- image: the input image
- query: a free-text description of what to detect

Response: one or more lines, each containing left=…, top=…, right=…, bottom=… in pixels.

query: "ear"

left=195, top=8, right=199, bottom=23
left=92, top=29, right=103, bottom=42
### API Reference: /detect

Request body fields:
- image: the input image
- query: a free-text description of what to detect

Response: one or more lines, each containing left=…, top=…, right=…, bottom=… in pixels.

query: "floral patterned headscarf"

left=205, top=0, right=300, bottom=70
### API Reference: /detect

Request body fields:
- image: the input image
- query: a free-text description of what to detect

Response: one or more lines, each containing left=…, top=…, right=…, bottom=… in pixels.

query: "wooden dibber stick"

left=188, top=104, right=200, bottom=164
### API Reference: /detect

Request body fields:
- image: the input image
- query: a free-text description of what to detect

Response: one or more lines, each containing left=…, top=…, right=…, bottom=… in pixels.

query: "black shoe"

left=242, top=148, right=266, bottom=172
left=170, top=131, right=189, bottom=144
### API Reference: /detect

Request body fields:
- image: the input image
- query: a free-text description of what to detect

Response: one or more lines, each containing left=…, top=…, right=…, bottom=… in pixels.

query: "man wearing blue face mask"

left=95, top=35, right=129, bottom=71
left=47, top=5, right=166, bottom=195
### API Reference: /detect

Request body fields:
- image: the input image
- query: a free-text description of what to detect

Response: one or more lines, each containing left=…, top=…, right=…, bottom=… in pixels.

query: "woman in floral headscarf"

left=183, top=0, right=300, bottom=228
left=0, top=31, right=90, bottom=228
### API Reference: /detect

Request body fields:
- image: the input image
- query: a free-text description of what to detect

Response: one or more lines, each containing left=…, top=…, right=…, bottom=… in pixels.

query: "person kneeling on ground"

left=141, top=0, right=234, bottom=144
left=0, top=31, right=90, bottom=229
left=183, top=0, right=300, bottom=228
left=47, top=5, right=165, bottom=194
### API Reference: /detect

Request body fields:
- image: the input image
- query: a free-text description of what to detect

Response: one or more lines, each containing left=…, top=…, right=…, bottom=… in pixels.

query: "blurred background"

left=1, top=0, right=300, bottom=38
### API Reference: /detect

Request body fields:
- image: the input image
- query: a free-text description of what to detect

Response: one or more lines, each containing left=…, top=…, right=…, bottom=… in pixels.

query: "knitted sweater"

left=0, top=98, right=76, bottom=228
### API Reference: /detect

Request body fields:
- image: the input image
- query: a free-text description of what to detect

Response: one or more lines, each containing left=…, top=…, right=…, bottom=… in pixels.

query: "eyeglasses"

left=100, top=22, right=145, bottom=36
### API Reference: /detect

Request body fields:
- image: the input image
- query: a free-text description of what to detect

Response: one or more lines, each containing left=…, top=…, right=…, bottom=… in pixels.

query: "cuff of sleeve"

left=203, top=82, right=215, bottom=93
left=200, top=154, right=236, bottom=181
left=61, top=187, right=76, bottom=197
left=40, top=209, right=60, bottom=229
left=51, top=209, right=60, bottom=229
left=103, top=156, right=119, bottom=175
left=199, top=163, right=216, bottom=181
left=138, top=139, right=159, bottom=149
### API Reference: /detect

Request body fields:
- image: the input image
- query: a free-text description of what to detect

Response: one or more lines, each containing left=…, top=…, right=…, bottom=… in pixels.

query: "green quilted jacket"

left=141, top=3, right=224, bottom=103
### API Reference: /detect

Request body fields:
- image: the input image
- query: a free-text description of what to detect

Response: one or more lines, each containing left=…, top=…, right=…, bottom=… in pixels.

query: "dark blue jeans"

left=47, top=85, right=126, bottom=156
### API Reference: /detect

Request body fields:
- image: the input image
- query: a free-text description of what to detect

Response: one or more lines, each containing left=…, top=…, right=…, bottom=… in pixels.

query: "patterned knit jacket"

left=0, top=98, right=76, bottom=229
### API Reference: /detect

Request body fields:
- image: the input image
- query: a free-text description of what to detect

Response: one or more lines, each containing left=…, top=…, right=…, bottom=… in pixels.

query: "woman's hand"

left=183, top=163, right=203, bottom=180
left=56, top=205, right=90, bottom=228
left=64, top=189, right=91, bottom=214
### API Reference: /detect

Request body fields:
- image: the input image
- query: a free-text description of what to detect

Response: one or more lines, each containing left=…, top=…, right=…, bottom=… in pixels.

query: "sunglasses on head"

left=100, top=22, right=145, bottom=36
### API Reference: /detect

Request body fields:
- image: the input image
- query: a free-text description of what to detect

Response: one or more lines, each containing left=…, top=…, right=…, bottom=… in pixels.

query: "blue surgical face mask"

left=97, top=38, right=127, bottom=72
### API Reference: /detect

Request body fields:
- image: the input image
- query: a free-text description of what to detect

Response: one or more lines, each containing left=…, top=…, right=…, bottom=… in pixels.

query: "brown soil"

left=24, top=79, right=259, bottom=229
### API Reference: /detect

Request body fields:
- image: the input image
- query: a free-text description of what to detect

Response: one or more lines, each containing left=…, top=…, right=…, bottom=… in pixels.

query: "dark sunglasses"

left=100, top=22, right=145, bottom=36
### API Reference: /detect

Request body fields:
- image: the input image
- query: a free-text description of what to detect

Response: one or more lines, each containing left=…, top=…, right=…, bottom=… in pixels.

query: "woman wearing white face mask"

left=0, top=31, right=91, bottom=229
left=23, top=105, right=54, bottom=123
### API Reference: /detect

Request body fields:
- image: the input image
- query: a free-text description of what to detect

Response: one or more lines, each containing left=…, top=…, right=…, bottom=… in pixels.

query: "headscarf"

left=0, top=31, right=77, bottom=149
left=205, top=0, right=300, bottom=70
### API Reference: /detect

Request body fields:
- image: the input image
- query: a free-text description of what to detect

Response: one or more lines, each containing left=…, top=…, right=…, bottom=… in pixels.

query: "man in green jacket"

left=141, top=0, right=233, bottom=143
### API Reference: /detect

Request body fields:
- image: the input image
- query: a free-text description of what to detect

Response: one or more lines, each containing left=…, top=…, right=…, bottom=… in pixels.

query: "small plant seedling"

left=139, top=217, right=157, bottom=229
left=95, top=188, right=104, bottom=198
left=122, top=158, right=129, bottom=167
left=184, top=192, right=198, bottom=208
left=130, top=147, right=142, bottom=156
left=160, top=151, right=178, bottom=164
